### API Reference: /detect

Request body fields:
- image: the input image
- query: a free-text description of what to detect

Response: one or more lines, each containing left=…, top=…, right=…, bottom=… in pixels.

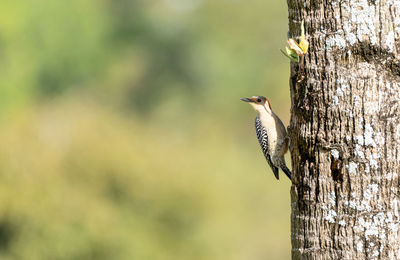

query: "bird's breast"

left=259, top=114, right=278, bottom=149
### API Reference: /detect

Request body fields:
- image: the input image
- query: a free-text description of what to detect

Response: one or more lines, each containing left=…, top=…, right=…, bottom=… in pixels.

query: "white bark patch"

left=358, top=216, right=380, bottom=239
left=323, top=192, right=338, bottom=223
left=332, top=95, right=339, bottom=105
left=347, top=162, right=358, bottom=175
left=357, top=241, right=363, bottom=252
left=336, top=87, right=344, bottom=97
left=344, top=186, right=380, bottom=213
left=343, top=21, right=357, bottom=45
left=369, top=155, right=379, bottom=169
left=337, top=77, right=345, bottom=85
left=343, top=0, right=377, bottom=45
left=364, top=189, right=373, bottom=200
left=365, top=164, right=370, bottom=173
left=354, top=144, right=365, bottom=159
left=326, top=33, right=347, bottom=50
left=327, top=0, right=378, bottom=49
left=346, top=109, right=354, bottom=118
left=385, top=31, right=395, bottom=53
left=346, top=186, right=400, bottom=250
left=349, top=200, right=357, bottom=209
left=331, top=149, right=339, bottom=159
left=364, top=124, right=375, bottom=147
left=388, top=222, right=399, bottom=233
left=332, top=83, right=350, bottom=107
left=356, top=136, right=364, bottom=145
left=394, top=17, right=400, bottom=34
left=361, top=200, right=372, bottom=212
left=325, top=210, right=337, bottom=223
left=354, top=124, right=384, bottom=170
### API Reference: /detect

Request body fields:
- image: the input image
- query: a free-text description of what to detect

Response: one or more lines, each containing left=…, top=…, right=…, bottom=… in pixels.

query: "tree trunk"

left=288, top=0, right=400, bottom=259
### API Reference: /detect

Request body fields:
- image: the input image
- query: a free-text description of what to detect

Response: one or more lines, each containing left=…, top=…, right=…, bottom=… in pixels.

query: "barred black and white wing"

left=255, top=116, right=280, bottom=180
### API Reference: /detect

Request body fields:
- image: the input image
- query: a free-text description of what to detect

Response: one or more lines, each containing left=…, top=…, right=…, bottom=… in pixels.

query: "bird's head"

left=240, top=96, right=272, bottom=114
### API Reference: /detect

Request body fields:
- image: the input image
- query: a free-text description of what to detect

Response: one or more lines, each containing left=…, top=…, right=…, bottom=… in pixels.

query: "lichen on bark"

left=288, top=0, right=400, bottom=259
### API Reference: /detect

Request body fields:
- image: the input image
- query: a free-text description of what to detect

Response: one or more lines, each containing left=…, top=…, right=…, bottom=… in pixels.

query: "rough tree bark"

left=288, top=0, right=400, bottom=259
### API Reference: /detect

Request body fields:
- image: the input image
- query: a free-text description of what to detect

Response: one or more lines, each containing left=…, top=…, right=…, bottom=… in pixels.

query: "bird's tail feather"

left=272, top=166, right=279, bottom=180
left=280, top=164, right=292, bottom=180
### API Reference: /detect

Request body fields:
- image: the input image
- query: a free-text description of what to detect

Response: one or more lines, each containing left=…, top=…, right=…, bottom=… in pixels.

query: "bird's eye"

left=257, top=99, right=262, bottom=103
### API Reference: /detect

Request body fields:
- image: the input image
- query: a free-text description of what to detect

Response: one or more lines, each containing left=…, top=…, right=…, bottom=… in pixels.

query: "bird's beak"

left=240, top=97, right=253, bottom=103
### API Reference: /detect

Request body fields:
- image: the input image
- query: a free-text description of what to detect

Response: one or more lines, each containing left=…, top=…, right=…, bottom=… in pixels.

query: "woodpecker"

left=241, top=96, right=291, bottom=180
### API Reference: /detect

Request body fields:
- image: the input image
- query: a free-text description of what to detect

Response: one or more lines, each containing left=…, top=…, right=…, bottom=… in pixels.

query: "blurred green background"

left=0, top=0, right=291, bottom=259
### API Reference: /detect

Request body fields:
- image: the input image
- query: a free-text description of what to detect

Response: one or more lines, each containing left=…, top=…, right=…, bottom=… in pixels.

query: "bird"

left=241, top=96, right=291, bottom=180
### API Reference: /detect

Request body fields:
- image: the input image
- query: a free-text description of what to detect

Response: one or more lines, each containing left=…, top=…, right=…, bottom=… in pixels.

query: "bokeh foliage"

left=0, top=0, right=291, bottom=259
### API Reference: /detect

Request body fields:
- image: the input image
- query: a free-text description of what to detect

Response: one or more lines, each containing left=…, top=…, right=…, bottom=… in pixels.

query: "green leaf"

left=280, top=48, right=300, bottom=62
